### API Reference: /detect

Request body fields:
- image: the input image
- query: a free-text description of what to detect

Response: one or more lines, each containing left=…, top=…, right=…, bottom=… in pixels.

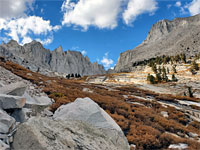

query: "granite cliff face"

left=115, top=14, right=200, bottom=72
left=0, top=40, right=106, bottom=76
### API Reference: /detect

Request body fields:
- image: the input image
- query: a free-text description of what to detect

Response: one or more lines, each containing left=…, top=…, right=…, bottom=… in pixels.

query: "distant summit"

left=115, top=14, right=200, bottom=72
left=0, top=40, right=106, bottom=76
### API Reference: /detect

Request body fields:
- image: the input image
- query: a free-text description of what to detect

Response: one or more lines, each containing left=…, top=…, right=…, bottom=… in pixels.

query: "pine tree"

left=180, top=53, right=186, bottom=63
left=170, top=58, right=174, bottom=65
left=151, top=64, right=157, bottom=74
left=162, top=66, right=168, bottom=82
left=158, top=66, right=162, bottom=74
left=156, top=56, right=162, bottom=65
left=174, top=55, right=181, bottom=63
left=162, top=66, right=166, bottom=74
left=147, top=73, right=151, bottom=81
left=167, top=67, right=170, bottom=74
left=190, top=68, right=196, bottom=75
left=191, top=60, right=199, bottom=71
left=163, top=56, right=170, bottom=64
left=172, top=74, right=178, bottom=82
left=75, top=73, right=78, bottom=78
left=165, top=75, right=169, bottom=82
left=172, top=65, right=177, bottom=73
left=71, top=73, right=74, bottom=77
left=66, top=74, right=70, bottom=79
left=156, top=73, right=162, bottom=83
left=188, top=87, right=194, bottom=98
left=147, top=74, right=156, bottom=84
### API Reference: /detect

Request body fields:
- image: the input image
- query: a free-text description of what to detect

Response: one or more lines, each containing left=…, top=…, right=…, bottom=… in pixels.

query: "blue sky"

left=0, top=0, right=200, bottom=69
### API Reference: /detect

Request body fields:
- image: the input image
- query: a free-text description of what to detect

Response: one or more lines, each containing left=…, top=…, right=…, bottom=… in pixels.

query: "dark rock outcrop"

left=115, top=14, right=200, bottom=72
left=0, top=40, right=106, bottom=76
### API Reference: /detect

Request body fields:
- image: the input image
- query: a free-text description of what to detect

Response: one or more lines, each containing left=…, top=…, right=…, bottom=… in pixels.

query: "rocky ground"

left=0, top=66, right=54, bottom=150
left=88, top=60, right=200, bottom=97
left=1, top=59, right=200, bottom=149
left=0, top=66, right=46, bottom=98
left=0, top=62, right=129, bottom=150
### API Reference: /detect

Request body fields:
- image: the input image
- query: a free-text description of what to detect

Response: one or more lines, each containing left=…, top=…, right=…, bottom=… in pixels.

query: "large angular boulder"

left=53, top=97, right=121, bottom=131
left=0, top=109, right=15, bottom=134
left=0, top=94, right=26, bottom=109
left=52, top=97, right=129, bottom=149
left=12, top=117, right=130, bottom=150
left=0, top=82, right=27, bottom=96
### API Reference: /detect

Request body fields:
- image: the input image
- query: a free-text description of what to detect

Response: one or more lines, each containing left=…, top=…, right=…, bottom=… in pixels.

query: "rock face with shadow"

left=115, top=14, right=200, bottom=72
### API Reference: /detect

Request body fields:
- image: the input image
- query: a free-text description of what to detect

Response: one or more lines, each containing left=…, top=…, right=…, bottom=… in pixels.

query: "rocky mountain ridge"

left=0, top=40, right=106, bottom=76
left=115, top=14, right=200, bottom=72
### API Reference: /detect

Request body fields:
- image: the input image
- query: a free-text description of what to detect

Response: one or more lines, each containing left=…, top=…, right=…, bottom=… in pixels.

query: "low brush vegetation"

left=1, top=58, right=200, bottom=149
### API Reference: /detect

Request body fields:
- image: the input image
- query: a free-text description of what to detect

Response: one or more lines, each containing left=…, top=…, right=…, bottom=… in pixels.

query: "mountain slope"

left=115, top=14, right=200, bottom=72
left=0, top=40, right=106, bottom=76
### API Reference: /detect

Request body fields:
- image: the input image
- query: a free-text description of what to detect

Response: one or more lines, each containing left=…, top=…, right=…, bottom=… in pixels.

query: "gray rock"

left=12, top=117, right=130, bottom=150
left=0, top=94, right=26, bottom=109
left=41, top=108, right=53, bottom=117
left=188, top=132, right=198, bottom=138
left=0, top=82, right=4, bottom=87
left=23, top=92, right=52, bottom=106
left=23, top=92, right=53, bottom=117
left=53, top=97, right=122, bottom=131
left=82, top=88, right=93, bottom=93
left=161, top=111, right=169, bottom=118
left=0, top=140, right=9, bottom=150
left=168, top=143, right=188, bottom=149
left=115, top=14, right=200, bottom=72
left=130, top=144, right=136, bottom=150
left=0, top=109, right=15, bottom=134
left=0, top=40, right=106, bottom=76
left=11, top=108, right=29, bottom=123
left=0, top=82, right=27, bottom=96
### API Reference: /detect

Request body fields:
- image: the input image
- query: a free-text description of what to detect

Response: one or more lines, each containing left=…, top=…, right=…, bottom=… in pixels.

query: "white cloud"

left=36, top=36, right=53, bottom=45
left=0, top=19, right=6, bottom=30
left=101, top=52, right=114, bottom=69
left=187, top=0, right=200, bottom=16
left=0, top=0, right=61, bottom=45
left=71, top=46, right=79, bottom=50
left=175, top=1, right=181, bottom=7
left=0, top=16, right=59, bottom=45
left=21, top=36, right=32, bottom=45
left=0, top=0, right=34, bottom=19
left=81, top=50, right=87, bottom=56
left=122, top=0, right=158, bottom=25
left=61, top=0, right=122, bottom=30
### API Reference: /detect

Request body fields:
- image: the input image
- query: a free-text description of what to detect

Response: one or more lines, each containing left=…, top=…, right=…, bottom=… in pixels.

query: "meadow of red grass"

left=1, top=59, right=200, bottom=149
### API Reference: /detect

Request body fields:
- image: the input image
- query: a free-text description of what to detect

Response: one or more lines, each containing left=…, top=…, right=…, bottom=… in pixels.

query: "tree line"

left=66, top=73, right=81, bottom=79
left=146, top=53, right=200, bottom=84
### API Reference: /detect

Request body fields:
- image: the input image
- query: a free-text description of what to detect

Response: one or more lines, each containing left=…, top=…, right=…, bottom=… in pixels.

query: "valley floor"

left=1, top=60, right=200, bottom=149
